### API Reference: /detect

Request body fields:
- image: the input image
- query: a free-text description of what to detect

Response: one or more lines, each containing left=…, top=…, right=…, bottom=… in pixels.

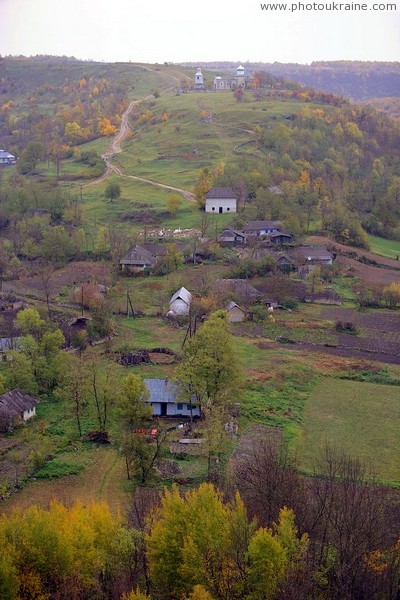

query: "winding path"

left=85, top=96, right=195, bottom=202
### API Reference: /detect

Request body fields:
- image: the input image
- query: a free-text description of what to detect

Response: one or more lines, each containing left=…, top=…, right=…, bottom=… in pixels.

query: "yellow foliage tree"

left=0, top=500, right=132, bottom=598
left=98, top=118, right=118, bottom=136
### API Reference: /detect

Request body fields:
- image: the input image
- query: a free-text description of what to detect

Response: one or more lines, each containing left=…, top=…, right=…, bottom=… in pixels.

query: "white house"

left=0, top=150, right=16, bottom=166
left=169, top=287, right=192, bottom=316
left=0, top=388, right=38, bottom=432
left=205, top=187, right=237, bottom=214
left=144, top=379, right=201, bottom=418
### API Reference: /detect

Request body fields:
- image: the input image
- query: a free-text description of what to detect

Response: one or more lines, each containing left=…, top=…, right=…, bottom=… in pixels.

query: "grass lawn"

left=368, top=235, right=400, bottom=260
left=298, top=377, right=400, bottom=484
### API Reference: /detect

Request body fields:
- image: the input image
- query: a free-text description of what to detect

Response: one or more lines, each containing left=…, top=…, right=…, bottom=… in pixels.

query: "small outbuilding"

left=169, top=287, right=192, bottom=316
left=226, top=301, right=246, bottom=323
left=0, top=388, right=38, bottom=433
left=144, top=378, right=200, bottom=418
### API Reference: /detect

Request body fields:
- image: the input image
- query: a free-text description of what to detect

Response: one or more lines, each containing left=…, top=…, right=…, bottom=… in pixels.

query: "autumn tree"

left=0, top=500, right=136, bottom=599
left=98, top=117, right=118, bottom=136
left=146, top=483, right=307, bottom=600
left=167, top=194, right=181, bottom=216
left=382, top=282, right=400, bottom=309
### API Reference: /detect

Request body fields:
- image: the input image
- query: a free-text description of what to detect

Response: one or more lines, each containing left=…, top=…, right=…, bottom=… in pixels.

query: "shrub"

left=335, top=320, right=357, bottom=334
left=34, top=460, right=84, bottom=479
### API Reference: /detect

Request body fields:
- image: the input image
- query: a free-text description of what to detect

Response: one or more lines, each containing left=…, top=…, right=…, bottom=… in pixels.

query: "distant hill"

left=182, top=61, right=400, bottom=101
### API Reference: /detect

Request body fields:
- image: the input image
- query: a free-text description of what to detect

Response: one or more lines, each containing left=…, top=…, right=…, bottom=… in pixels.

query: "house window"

left=177, top=403, right=183, bottom=410
left=227, top=207, right=230, bottom=211
left=212, top=207, right=215, bottom=211
left=186, top=404, right=192, bottom=411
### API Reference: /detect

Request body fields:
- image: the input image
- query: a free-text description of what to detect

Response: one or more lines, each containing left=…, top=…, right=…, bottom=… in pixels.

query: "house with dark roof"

left=242, top=221, right=282, bottom=236
left=219, top=228, right=247, bottom=246
left=205, top=187, right=237, bottom=214
left=269, top=232, right=294, bottom=245
left=144, top=379, right=200, bottom=418
left=291, top=246, right=334, bottom=266
left=0, top=150, right=16, bottom=166
left=214, top=279, right=261, bottom=304
left=119, top=244, right=158, bottom=273
left=0, top=389, right=38, bottom=432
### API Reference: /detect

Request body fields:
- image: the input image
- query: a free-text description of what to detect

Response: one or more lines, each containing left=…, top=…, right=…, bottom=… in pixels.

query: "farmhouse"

left=205, top=187, right=237, bottom=214
left=0, top=388, right=38, bottom=433
left=242, top=221, right=282, bottom=236
left=144, top=378, right=200, bottom=418
left=214, top=279, right=261, bottom=304
left=269, top=232, right=294, bottom=245
left=169, top=287, right=192, bottom=316
left=119, top=244, right=157, bottom=273
left=219, top=228, right=247, bottom=246
left=0, top=150, right=16, bottom=166
left=292, top=246, right=334, bottom=266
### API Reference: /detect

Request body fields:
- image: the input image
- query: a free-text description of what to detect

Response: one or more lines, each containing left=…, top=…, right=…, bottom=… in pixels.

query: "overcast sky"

left=0, top=0, right=399, bottom=63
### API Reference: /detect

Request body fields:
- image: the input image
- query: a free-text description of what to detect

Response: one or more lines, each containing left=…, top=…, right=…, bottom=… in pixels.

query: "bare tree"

left=231, top=433, right=306, bottom=527
left=37, top=260, right=57, bottom=317
left=105, top=224, right=131, bottom=274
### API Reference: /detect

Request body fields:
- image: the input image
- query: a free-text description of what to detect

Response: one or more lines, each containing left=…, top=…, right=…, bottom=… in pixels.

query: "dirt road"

left=85, top=95, right=195, bottom=202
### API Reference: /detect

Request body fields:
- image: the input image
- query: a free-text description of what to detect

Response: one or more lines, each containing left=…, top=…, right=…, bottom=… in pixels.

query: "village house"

left=0, top=388, right=38, bottom=433
left=242, top=220, right=282, bottom=236
left=226, top=301, right=246, bottom=323
left=268, top=232, right=294, bottom=245
left=169, top=287, right=192, bottom=316
left=119, top=244, right=158, bottom=273
left=219, top=228, right=247, bottom=246
left=205, top=187, right=237, bottom=214
left=214, top=279, right=261, bottom=305
left=0, top=149, right=16, bottom=166
left=144, top=378, right=201, bottom=418
left=291, top=246, right=334, bottom=266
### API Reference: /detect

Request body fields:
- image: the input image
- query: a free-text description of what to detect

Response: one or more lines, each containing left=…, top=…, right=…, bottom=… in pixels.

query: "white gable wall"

left=205, top=198, right=237, bottom=214
left=22, top=406, right=36, bottom=421
left=170, top=298, right=190, bottom=315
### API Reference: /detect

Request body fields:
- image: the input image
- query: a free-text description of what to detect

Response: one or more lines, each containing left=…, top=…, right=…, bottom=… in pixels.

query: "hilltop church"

left=193, top=65, right=250, bottom=91
left=213, top=65, right=249, bottom=91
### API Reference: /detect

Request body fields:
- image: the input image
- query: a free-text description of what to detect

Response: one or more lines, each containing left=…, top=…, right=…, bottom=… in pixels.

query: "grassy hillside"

left=299, top=377, right=400, bottom=485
